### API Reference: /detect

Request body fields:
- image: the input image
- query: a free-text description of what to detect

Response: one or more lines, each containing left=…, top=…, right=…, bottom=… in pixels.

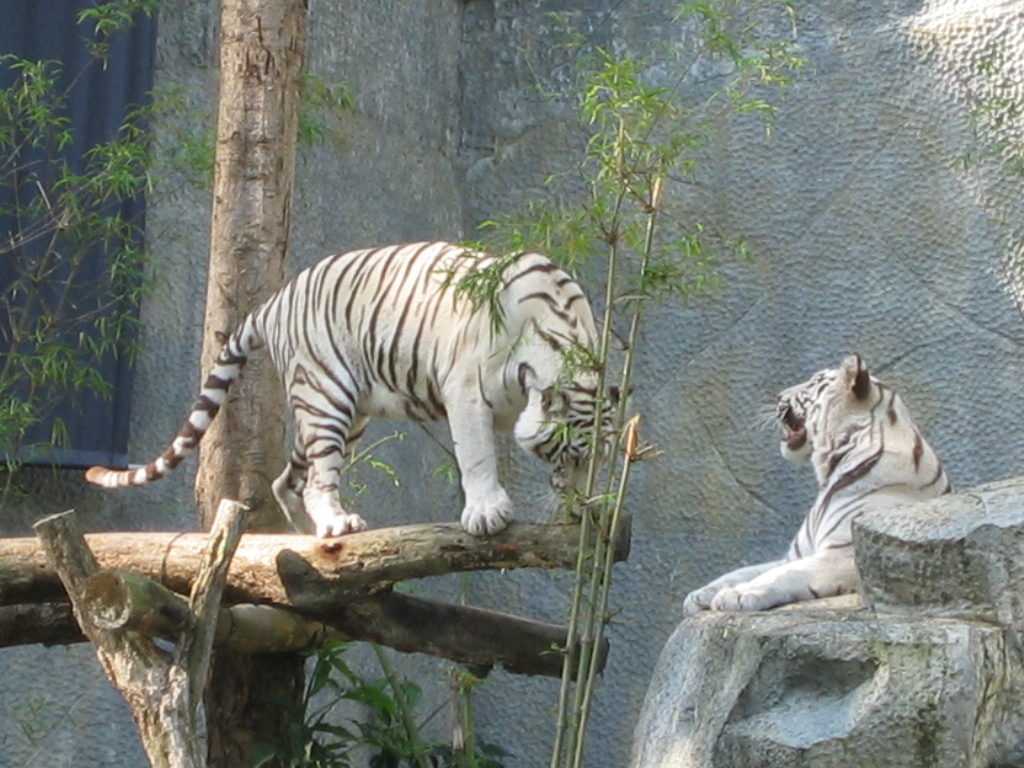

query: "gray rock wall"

left=2, top=1, right=1023, bottom=767
left=459, top=2, right=1024, bottom=764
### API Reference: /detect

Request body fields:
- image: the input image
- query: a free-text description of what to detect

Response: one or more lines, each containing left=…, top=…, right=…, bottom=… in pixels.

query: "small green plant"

left=77, top=0, right=160, bottom=60
left=959, top=42, right=1024, bottom=321
left=255, top=641, right=511, bottom=768
left=142, top=69, right=354, bottom=193
left=961, top=43, right=1024, bottom=177
left=0, top=2, right=165, bottom=484
left=446, top=248, right=525, bottom=338
left=298, top=72, right=355, bottom=149
left=339, top=431, right=404, bottom=503
left=12, top=697, right=50, bottom=748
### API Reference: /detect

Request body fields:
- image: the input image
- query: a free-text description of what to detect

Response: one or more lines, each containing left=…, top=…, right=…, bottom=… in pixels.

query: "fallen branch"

left=0, top=519, right=631, bottom=610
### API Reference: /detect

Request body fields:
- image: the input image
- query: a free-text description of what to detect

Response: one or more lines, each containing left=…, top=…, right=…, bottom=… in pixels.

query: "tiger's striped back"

left=86, top=241, right=610, bottom=538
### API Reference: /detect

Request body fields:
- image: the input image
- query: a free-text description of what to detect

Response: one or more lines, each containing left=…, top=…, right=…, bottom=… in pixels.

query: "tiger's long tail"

left=85, top=317, right=261, bottom=489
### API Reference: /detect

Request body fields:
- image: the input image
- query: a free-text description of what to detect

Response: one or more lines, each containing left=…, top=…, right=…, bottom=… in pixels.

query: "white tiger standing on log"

left=683, top=354, right=951, bottom=614
left=86, top=241, right=612, bottom=538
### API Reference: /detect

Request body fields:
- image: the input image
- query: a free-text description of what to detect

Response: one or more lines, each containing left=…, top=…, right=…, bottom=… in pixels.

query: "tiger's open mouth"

left=779, top=404, right=807, bottom=451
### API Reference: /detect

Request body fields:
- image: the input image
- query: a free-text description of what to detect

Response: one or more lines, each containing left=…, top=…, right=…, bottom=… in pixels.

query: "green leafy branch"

left=77, top=0, right=159, bottom=61
left=961, top=44, right=1024, bottom=178
left=0, top=9, right=356, bottom=477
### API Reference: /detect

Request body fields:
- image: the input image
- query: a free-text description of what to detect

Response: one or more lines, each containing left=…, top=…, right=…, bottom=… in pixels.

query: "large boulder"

left=856, top=476, right=1024, bottom=626
left=631, top=477, right=1024, bottom=768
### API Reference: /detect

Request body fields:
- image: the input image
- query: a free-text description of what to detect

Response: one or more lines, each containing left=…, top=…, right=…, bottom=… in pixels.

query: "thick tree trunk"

left=197, top=1, right=308, bottom=765
left=195, top=0, right=304, bottom=530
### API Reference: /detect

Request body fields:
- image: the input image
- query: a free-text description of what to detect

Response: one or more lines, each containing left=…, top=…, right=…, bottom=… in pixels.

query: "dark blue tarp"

left=0, top=0, right=157, bottom=468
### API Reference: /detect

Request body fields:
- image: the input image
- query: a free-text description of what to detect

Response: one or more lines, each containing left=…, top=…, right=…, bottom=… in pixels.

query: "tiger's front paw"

left=682, top=585, right=720, bottom=617
left=461, top=489, right=514, bottom=536
left=709, top=584, right=778, bottom=613
left=311, top=511, right=367, bottom=538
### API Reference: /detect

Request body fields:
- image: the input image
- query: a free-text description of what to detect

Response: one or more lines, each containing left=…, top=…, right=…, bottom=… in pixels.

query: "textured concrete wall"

left=2, top=1, right=1023, bottom=767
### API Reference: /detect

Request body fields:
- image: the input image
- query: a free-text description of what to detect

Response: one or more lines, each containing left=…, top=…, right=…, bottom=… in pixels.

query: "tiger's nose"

left=550, top=460, right=588, bottom=495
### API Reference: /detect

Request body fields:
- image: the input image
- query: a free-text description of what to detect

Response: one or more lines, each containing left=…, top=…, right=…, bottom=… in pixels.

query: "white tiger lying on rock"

left=87, top=241, right=612, bottom=538
left=683, top=354, right=951, bottom=615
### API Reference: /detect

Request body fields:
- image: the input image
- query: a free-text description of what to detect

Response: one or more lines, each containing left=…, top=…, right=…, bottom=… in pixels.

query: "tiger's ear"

left=841, top=354, right=871, bottom=401
left=608, top=385, right=621, bottom=406
left=540, top=386, right=557, bottom=412
left=606, top=385, right=632, bottom=408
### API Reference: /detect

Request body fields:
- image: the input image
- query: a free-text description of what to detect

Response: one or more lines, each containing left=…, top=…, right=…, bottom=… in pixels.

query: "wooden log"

left=5, top=517, right=626, bottom=677
left=0, top=598, right=348, bottom=653
left=77, top=572, right=341, bottom=653
left=214, top=603, right=348, bottom=653
left=330, top=591, right=605, bottom=678
left=0, top=602, right=82, bottom=646
left=0, top=585, right=601, bottom=678
left=183, top=499, right=249, bottom=710
left=0, top=519, right=631, bottom=610
left=82, top=570, right=193, bottom=633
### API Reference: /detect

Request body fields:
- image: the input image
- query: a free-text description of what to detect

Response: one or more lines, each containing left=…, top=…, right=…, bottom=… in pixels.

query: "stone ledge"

left=854, top=476, right=1024, bottom=624
left=631, top=605, right=1008, bottom=768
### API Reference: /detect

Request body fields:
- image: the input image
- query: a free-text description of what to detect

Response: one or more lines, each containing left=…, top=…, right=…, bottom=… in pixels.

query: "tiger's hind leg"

left=302, top=452, right=366, bottom=537
left=272, top=438, right=311, bottom=534
left=299, top=412, right=370, bottom=538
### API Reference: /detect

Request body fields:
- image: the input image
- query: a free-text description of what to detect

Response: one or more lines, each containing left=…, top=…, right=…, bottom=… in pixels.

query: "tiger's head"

left=514, top=381, right=620, bottom=495
left=775, top=354, right=875, bottom=464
